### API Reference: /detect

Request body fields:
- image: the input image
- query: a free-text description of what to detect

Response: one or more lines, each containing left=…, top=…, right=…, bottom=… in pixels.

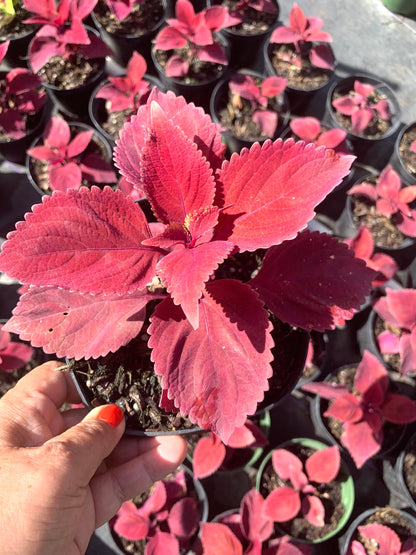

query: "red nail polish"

left=96, top=405, right=124, bottom=428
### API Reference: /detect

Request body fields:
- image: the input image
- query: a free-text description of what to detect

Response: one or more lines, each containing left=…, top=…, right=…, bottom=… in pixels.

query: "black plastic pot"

left=25, top=121, right=115, bottom=196
left=28, top=26, right=108, bottom=118
left=209, top=69, right=290, bottom=154
left=151, top=34, right=230, bottom=113
left=389, top=121, right=416, bottom=185
left=91, top=0, right=167, bottom=69
left=88, top=73, right=165, bottom=149
left=0, top=24, right=38, bottom=68
left=325, top=74, right=402, bottom=164
left=395, top=432, right=416, bottom=514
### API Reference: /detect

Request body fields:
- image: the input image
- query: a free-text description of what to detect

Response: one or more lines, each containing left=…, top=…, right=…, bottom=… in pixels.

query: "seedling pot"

left=395, top=432, right=416, bottom=514
left=256, top=437, right=355, bottom=544
left=389, top=121, right=416, bottom=185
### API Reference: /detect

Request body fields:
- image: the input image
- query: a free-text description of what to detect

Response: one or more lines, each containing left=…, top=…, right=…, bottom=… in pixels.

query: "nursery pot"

left=28, top=26, right=108, bottom=119
left=151, top=33, right=230, bottom=113
left=389, top=121, right=416, bottom=185
left=91, top=0, right=167, bottom=68
left=88, top=73, right=165, bottom=149
left=338, top=506, right=416, bottom=554
left=0, top=23, right=38, bottom=68
left=256, top=437, right=355, bottom=544
left=395, top=432, right=416, bottom=514
left=25, top=121, right=115, bottom=196
left=380, top=0, right=416, bottom=15
left=209, top=69, right=290, bottom=155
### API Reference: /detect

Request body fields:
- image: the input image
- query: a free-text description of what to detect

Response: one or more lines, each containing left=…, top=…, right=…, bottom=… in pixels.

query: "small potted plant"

left=200, top=487, right=314, bottom=554
left=151, top=0, right=235, bottom=110
left=284, top=116, right=352, bottom=156
left=91, top=0, right=167, bottom=67
left=0, top=88, right=375, bottom=442
left=208, top=0, right=279, bottom=68
left=257, top=438, right=355, bottom=544
left=336, top=164, right=416, bottom=268
left=210, top=70, right=289, bottom=153
left=24, top=0, right=114, bottom=116
left=0, top=39, right=49, bottom=164
left=264, top=2, right=335, bottom=109
left=26, top=115, right=117, bottom=195
left=88, top=51, right=163, bottom=147
left=303, top=349, right=416, bottom=469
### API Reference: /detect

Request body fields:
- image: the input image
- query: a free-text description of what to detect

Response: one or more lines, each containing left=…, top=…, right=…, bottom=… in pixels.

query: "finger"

left=90, top=434, right=188, bottom=528
left=0, top=361, right=82, bottom=447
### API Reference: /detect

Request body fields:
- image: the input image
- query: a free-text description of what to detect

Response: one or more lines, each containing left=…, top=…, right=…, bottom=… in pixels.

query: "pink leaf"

left=354, top=350, right=389, bottom=400
left=374, top=288, right=416, bottom=331
left=113, top=501, right=149, bottom=541
left=67, top=129, right=94, bottom=158
left=148, top=279, right=273, bottom=442
left=378, top=330, right=400, bottom=354
left=141, top=480, right=167, bottom=514
left=192, top=433, right=226, bottom=478
left=28, top=35, right=62, bottom=73
left=351, top=107, right=375, bottom=134
left=240, top=489, right=274, bottom=543
left=357, top=523, right=401, bottom=555
left=165, top=55, right=189, bottom=77
left=399, top=330, right=416, bottom=376
left=154, top=26, right=188, bottom=50
left=305, top=445, right=340, bottom=483
left=200, top=522, right=243, bottom=555
left=301, top=381, right=350, bottom=400
left=317, top=128, right=348, bottom=149
left=348, top=182, right=379, bottom=201
left=0, top=187, right=160, bottom=295
left=49, top=162, right=82, bottom=192
left=252, top=109, right=278, bottom=138
left=155, top=240, right=234, bottom=329
left=0, top=341, right=34, bottom=372
left=290, top=117, right=321, bottom=142
left=301, top=495, right=325, bottom=527
left=145, top=529, right=180, bottom=555
left=263, top=487, right=301, bottom=522
left=80, top=153, right=117, bottom=183
left=324, top=393, right=363, bottom=423
left=272, top=449, right=303, bottom=480
left=167, top=497, right=199, bottom=539
left=342, top=419, right=381, bottom=468
left=227, top=419, right=268, bottom=449
left=3, top=285, right=154, bottom=360
left=44, top=115, right=71, bottom=149
left=198, top=42, right=228, bottom=65
left=382, top=393, right=416, bottom=424
left=344, top=224, right=375, bottom=261
left=250, top=230, right=375, bottom=332
left=309, top=44, right=334, bottom=70
left=215, top=140, right=354, bottom=251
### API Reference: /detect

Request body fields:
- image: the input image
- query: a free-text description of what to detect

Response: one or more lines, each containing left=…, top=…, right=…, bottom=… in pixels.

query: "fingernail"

left=96, top=405, right=124, bottom=428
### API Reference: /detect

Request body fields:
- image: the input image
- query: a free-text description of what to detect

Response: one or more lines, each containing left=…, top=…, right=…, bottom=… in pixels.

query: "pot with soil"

left=335, top=166, right=416, bottom=270
left=256, top=437, right=355, bottom=544
left=91, top=0, right=167, bottom=69
left=339, top=506, right=416, bottom=554
left=105, top=464, right=209, bottom=554
left=325, top=74, right=401, bottom=162
left=395, top=432, right=416, bottom=515
left=389, top=121, right=416, bottom=186
left=25, top=116, right=118, bottom=196
left=0, top=3, right=38, bottom=67
left=209, top=69, right=290, bottom=154
left=208, top=0, right=280, bottom=69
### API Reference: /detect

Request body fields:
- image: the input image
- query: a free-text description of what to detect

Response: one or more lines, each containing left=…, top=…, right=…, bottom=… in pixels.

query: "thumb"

left=45, top=404, right=125, bottom=485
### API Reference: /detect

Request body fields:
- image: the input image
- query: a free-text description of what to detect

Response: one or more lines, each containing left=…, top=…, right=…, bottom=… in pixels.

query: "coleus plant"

left=344, top=224, right=398, bottom=287
left=261, top=444, right=341, bottom=528
left=0, top=88, right=376, bottom=443
left=0, top=324, right=34, bottom=372
left=0, top=41, right=47, bottom=140
left=346, top=522, right=416, bottom=555
left=112, top=468, right=201, bottom=554
left=348, top=164, right=416, bottom=238
left=101, top=0, right=143, bottom=22
left=225, top=0, right=278, bottom=25
left=372, top=287, right=416, bottom=377
left=27, top=115, right=117, bottom=192
left=200, top=488, right=313, bottom=555
left=289, top=116, right=351, bottom=155
left=153, top=0, right=239, bottom=78
left=191, top=418, right=269, bottom=479
left=302, top=350, right=416, bottom=468
left=228, top=73, right=287, bottom=138
left=95, top=51, right=151, bottom=118
left=269, top=2, right=334, bottom=71
left=332, top=79, right=391, bottom=135
left=23, top=0, right=114, bottom=73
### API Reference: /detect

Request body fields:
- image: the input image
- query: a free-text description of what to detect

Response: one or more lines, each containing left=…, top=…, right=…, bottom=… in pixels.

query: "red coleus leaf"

left=227, top=419, right=268, bottom=449
left=192, top=433, right=226, bottom=478
left=301, top=495, right=325, bottom=527
left=79, top=153, right=117, bottom=184
left=305, top=445, right=340, bottom=483
left=115, top=88, right=225, bottom=196
left=263, top=487, right=301, bottom=522
left=3, top=285, right=156, bottom=360
left=250, top=230, right=375, bottom=332
left=0, top=326, right=34, bottom=372
left=400, top=330, right=416, bottom=377
left=309, top=44, right=334, bottom=70
left=49, top=162, right=82, bottom=192
left=66, top=129, right=94, bottom=158
left=148, top=279, right=273, bottom=442
left=341, top=418, right=382, bottom=468
left=215, top=140, right=354, bottom=251
left=240, top=489, right=274, bottom=543
left=354, top=350, right=388, bottom=403
left=154, top=25, right=188, bottom=50
left=0, top=40, right=9, bottom=63
left=252, top=110, right=278, bottom=138
left=146, top=529, right=180, bottom=555
left=0, top=187, right=161, bottom=296
left=167, top=497, right=199, bottom=539
left=290, top=117, right=321, bottom=142
left=200, top=522, right=243, bottom=555
left=357, top=523, right=401, bottom=555
left=381, top=393, right=416, bottom=424
left=198, top=41, right=228, bottom=65
left=324, top=393, right=363, bottom=424
left=28, top=34, right=62, bottom=73
left=113, top=501, right=150, bottom=541
left=0, top=110, right=26, bottom=139
left=301, top=381, right=350, bottom=400
left=373, top=288, right=416, bottom=332
left=272, top=449, right=303, bottom=480
left=165, top=54, right=189, bottom=77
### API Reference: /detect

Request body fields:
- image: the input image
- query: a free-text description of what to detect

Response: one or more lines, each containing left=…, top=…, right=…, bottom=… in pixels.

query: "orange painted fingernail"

left=96, top=405, right=124, bottom=428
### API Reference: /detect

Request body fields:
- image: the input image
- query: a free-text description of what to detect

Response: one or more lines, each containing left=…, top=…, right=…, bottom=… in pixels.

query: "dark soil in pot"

left=258, top=442, right=347, bottom=542
left=93, top=0, right=165, bottom=36
left=0, top=5, right=38, bottom=66
left=36, top=52, right=104, bottom=91
left=213, top=0, right=278, bottom=35
left=397, top=122, right=416, bottom=181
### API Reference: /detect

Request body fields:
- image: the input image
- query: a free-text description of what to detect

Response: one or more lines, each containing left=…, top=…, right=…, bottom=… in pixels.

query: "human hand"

left=0, top=360, right=187, bottom=555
